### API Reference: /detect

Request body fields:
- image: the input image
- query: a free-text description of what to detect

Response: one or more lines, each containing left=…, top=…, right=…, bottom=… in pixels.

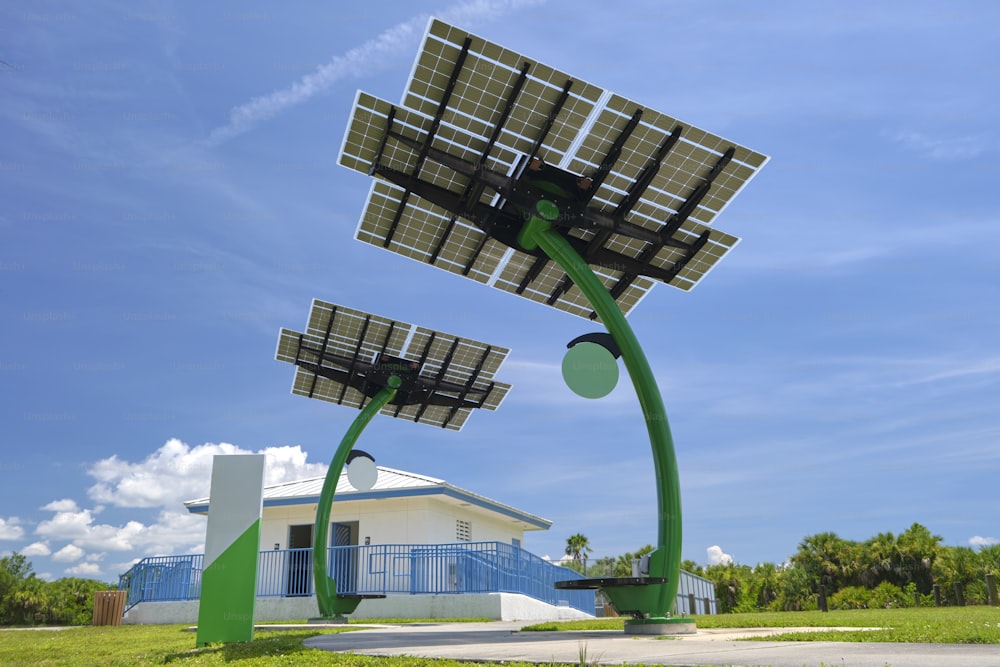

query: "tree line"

left=0, top=553, right=111, bottom=625
left=565, top=523, right=1000, bottom=612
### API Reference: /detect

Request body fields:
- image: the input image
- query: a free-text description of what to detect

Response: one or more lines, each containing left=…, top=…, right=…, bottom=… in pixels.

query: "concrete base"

left=123, top=593, right=593, bottom=625
left=308, top=616, right=348, bottom=625
left=624, top=619, right=697, bottom=635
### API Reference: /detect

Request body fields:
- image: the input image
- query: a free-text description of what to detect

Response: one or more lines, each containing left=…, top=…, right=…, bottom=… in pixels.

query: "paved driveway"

left=303, top=621, right=1000, bottom=667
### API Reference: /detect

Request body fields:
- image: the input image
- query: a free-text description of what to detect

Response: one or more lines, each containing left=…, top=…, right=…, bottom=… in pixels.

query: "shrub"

left=869, top=582, right=908, bottom=609
left=830, top=586, right=870, bottom=610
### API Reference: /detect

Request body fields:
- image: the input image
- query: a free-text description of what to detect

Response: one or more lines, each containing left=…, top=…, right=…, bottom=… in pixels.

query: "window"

left=456, top=519, right=471, bottom=542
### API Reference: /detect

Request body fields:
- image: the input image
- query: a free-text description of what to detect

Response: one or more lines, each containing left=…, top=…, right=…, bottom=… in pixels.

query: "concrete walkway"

left=303, top=621, right=1000, bottom=667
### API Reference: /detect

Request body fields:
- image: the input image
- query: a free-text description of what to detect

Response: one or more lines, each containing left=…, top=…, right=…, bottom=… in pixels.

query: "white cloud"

left=52, top=544, right=85, bottom=562
left=207, top=14, right=422, bottom=144
left=35, top=507, right=97, bottom=541
left=258, top=445, right=328, bottom=489
left=905, top=357, right=1000, bottom=387
left=970, top=535, right=1000, bottom=549
left=207, top=0, right=543, bottom=144
left=42, top=499, right=79, bottom=512
left=36, top=506, right=203, bottom=558
left=0, top=517, right=24, bottom=541
left=707, top=545, right=733, bottom=566
left=21, top=542, right=50, bottom=557
left=893, top=131, right=991, bottom=160
left=71, top=520, right=147, bottom=553
left=32, top=438, right=331, bottom=579
left=87, top=439, right=326, bottom=509
left=110, top=510, right=205, bottom=556
left=65, top=562, right=102, bottom=577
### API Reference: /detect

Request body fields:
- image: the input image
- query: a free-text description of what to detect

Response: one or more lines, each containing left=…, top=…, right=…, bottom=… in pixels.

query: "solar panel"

left=340, top=19, right=767, bottom=317
left=339, top=18, right=767, bottom=320
left=276, top=300, right=511, bottom=431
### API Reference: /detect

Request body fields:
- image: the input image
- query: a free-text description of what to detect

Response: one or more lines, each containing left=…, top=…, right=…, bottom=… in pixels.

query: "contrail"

left=207, top=0, right=543, bottom=146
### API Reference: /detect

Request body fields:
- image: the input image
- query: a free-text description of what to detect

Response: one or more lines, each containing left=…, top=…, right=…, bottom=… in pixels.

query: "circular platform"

left=554, top=577, right=668, bottom=590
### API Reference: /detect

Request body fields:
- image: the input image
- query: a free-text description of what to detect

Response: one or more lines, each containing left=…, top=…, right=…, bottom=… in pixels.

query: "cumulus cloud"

left=42, top=499, right=79, bottom=512
left=0, top=517, right=24, bottom=541
left=30, top=438, right=329, bottom=579
left=207, top=0, right=543, bottom=144
left=21, top=542, right=51, bottom=557
left=970, top=535, right=1000, bottom=549
left=36, top=506, right=98, bottom=541
left=707, top=545, right=734, bottom=565
left=87, top=438, right=326, bottom=509
left=16, top=436, right=336, bottom=581
left=262, top=445, right=329, bottom=488
left=52, top=544, right=85, bottom=563
left=65, top=562, right=102, bottom=577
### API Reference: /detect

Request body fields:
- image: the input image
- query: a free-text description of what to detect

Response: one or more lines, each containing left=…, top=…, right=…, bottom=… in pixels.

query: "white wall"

left=123, top=593, right=592, bottom=625
left=260, top=505, right=315, bottom=550
left=259, top=495, right=527, bottom=549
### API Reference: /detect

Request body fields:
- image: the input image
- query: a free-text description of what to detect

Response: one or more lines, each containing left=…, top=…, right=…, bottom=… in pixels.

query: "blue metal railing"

left=119, top=542, right=594, bottom=615
left=119, top=554, right=204, bottom=609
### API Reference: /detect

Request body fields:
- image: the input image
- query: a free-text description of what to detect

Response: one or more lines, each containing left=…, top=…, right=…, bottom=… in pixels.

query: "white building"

left=121, top=465, right=596, bottom=624
left=120, top=464, right=717, bottom=624
left=184, top=466, right=551, bottom=556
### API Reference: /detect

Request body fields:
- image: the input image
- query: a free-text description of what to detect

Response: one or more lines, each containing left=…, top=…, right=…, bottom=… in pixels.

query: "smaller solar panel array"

left=277, top=301, right=510, bottom=431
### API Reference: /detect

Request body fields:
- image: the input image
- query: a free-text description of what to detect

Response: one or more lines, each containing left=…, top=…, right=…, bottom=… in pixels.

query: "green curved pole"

left=313, top=378, right=399, bottom=618
left=521, top=213, right=682, bottom=621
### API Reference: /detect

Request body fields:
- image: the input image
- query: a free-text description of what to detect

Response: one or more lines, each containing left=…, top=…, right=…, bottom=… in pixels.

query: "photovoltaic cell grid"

left=276, top=301, right=511, bottom=430
left=338, top=18, right=767, bottom=319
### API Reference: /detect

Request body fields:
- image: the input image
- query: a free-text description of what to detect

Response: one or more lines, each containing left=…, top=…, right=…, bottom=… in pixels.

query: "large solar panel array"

left=276, top=301, right=510, bottom=431
left=339, top=18, right=767, bottom=320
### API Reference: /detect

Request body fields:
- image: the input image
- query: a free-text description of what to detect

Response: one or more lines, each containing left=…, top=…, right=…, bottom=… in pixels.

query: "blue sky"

left=2, top=0, right=998, bottom=582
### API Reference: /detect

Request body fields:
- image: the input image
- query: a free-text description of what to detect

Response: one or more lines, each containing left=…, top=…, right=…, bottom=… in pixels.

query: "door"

left=330, top=521, right=358, bottom=593
left=285, top=524, right=313, bottom=596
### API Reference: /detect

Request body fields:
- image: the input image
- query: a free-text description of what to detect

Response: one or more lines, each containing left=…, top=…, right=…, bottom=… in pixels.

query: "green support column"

left=521, top=212, right=688, bottom=628
left=312, top=378, right=399, bottom=620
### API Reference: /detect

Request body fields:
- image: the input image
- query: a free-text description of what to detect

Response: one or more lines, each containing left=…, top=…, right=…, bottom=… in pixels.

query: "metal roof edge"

left=185, top=470, right=550, bottom=531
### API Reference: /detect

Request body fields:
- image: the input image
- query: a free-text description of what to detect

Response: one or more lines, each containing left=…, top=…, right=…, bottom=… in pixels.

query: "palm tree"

left=592, top=556, right=615, bottom=577
left=753, top=562, right=780, bottom=609
left=898, top=522, right=941, bottom=594
left=861, top=531, right=898, bottom=588
left=614, top=552, right=635, bottom=577
left=793, top=531, right=851, bottom=591
left=565, top=533, right=592, bottom=575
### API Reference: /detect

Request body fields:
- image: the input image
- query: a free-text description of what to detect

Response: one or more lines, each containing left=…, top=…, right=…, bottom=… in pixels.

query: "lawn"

left=0, top=625, right=538, bottom=667
left=524, top=606, right=1000, bottom=643
left=2, top=607, right=999, bottom=665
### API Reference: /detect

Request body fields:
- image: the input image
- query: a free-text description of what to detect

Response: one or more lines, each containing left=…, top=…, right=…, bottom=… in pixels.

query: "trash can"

left=93, top=590, right=126, bottom=626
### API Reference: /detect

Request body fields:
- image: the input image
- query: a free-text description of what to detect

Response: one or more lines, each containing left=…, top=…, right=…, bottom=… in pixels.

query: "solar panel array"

left=339, top=18, right=767, bottom=320
left=276, top=300, right=510, bottom=430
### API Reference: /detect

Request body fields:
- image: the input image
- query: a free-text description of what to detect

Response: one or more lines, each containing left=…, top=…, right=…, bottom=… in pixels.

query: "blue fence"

left=119, top=542, right=595, bottom=615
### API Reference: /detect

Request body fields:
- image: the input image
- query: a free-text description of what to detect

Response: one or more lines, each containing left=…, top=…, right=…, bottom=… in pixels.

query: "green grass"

left=3, top=608, right=1000, bottom=665
left=522, top=607, right=1000, bottom=643
left=347, top=617, right=491, bottom=624
left=0, top=625, right=541, bottom=666
left=261, top=617, right=492, bottom=625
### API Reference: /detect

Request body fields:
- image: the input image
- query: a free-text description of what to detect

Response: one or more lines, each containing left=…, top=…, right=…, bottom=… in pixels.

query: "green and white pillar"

left=196, top=454, right=265, bottom=646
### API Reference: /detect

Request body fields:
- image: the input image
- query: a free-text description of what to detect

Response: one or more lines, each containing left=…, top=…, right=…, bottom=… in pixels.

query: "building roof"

left=184, top=466, right=551, bottom=531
